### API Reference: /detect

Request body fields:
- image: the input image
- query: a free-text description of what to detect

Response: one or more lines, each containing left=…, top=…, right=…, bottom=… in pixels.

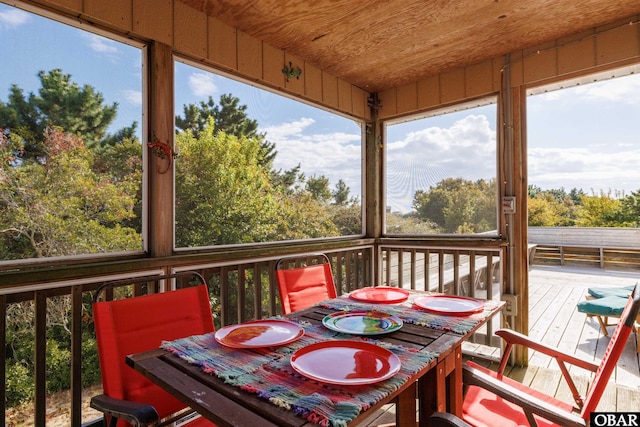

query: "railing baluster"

left=410, top=249, right=416, bottom=290
left=238, top=266, right=246, bottom=323
left=1, top=295, right=6, bottom=423
left=35, top=291, right=47, bottom=426
left=469, top=252, right=477, bottom=298
left=220, top=266, right=230, bottom=327
left=71, top=285, right=83, bottom=426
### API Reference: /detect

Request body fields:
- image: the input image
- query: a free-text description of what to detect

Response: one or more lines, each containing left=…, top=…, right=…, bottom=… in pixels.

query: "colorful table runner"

left=319, top=292, right=501, bottom=335
left=162, top=319, right=435, bottom=427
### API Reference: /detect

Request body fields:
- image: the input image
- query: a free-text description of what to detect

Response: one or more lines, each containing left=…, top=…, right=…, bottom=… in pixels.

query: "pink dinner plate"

left=349, top=286, right=409, bottom=303
left=214, top=319, right=304, bottom=348
left=290, top=340, right=401, bottom=385
left=413, top=295, right=484, bottom=316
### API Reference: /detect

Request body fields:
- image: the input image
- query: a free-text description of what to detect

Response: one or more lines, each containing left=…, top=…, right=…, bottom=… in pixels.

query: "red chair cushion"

left=94, top=284, right=215, bottom=426
left=276, top=263, right=337, bottom=313
left=462, top=361, right=574, bottom=427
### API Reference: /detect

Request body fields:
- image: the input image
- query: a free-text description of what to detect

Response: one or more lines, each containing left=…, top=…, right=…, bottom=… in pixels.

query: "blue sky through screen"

left=2, top=2, right=640, bottom=214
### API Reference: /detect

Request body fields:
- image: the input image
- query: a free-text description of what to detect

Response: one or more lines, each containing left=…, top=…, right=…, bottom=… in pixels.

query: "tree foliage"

left=175, top=94, right=276, bottom=168
left=413, top=177, right=497, bottom=233
left=0, top=69, right=119, bottom=162
left=175, top=119, right=280, bottom=246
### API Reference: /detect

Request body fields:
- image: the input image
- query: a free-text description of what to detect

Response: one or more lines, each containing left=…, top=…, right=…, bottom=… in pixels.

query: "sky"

left=2, top=2, right=640, bottom=214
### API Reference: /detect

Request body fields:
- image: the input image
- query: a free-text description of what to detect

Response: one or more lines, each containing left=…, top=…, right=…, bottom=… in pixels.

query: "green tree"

left=0, top=127, right=140, bottom=259
left=175, top=94, right=276, bottom=168
left=333, top=179, right=357, bottom=205
left=528, top=193, right=569, bottom=226
left=175, top=118, right=280, bottom=246
left=306, top=174, right=332, bottom=202
left=413, top=177, right=496, bottom=233
left=0, top=69, right=118, bottom=162
left=575, top=191, right=627, bottom=227
left=620, top=190, right=640, bottom=226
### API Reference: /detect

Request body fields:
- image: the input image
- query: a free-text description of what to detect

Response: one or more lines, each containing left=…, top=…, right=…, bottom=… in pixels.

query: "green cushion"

left=577, top=295, right=626, bottom=316
left=587, top=285, right=635, bottom=299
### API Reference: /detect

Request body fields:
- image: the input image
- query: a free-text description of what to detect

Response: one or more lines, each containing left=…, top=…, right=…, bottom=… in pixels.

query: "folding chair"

left=461, top=283, right=640, bottom=427
left=275, top=253, right=337, bottom=314
left=577, top=284, right=639, bottom=351
left=90, top=272, right=216, bottom=427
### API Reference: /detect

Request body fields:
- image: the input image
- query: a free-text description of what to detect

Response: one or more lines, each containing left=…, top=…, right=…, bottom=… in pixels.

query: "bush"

left=5, top=361, right=33, bottom=407
left=81, top=335, right=102, bottom=387
left=46, top=339, right=71, bottom=393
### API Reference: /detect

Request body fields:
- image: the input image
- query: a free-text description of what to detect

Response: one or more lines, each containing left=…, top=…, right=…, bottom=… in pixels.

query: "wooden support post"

left=148, top=42, right=174, bottom=257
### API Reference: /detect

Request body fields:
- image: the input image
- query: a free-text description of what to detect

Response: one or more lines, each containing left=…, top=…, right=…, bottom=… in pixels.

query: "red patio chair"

left=462, top=282, right=640, bottom=427
left=90, top=272, right=216, bottom=427
left=275, top=253, right=337, bottom=314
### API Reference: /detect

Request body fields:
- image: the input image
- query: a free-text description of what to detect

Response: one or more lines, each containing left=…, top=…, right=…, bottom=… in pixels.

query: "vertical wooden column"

left=148, top=42, right=174, bottom=257
left=365, top=93, right=383, bottom=285
left=510, top=84, right=530, bottom=366
left=501, top=57, right=529, bottom=365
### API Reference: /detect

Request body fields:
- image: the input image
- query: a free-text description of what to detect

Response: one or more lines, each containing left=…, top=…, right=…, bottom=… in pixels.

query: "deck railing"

left=1, top=241, right=504, bottom=426
left=532, top=244, right=640, bottom=270
left=378, top=242, right=504, bottom=347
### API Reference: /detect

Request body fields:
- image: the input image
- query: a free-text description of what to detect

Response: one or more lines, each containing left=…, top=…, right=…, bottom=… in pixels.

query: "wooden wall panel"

left=321, top=72, right=339, bottom=109
left=337, top=78, right=352, bottom=113
left=417, top=76, right=439, bottom=110
left=351, top=86, right=368, bottom=120
left=378, top=88, right=397, bottom=118
left=304, top=63, right=323, bottom=101
left=523, top=41, right=557, bottom=84
left=83, top=0, right=132, bottom=30
left=263, top=44, right=285, bottom=88
left=596, top=18, right=640, bottom=65
left=396, top=82, right=418, bottom=115
left=133, top=0, right=172, bottom=45
left=174, top=0, right=207, bottom=57
left=466, top=60, right=494, bottom=98
left=237, top=32, right=262, bottom=80
left=284, top=53, right=305, bottom=95
left=440, top=68, right=466, bottom=103
left=557, top=30, right=596, bottom=75
left=208, top=17, right=237, bottom=70
left=509, top=51, right=525, bottom=87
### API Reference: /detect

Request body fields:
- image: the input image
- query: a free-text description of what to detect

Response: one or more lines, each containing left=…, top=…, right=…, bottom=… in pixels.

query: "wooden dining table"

left=126, top=290, right=504, bottom=427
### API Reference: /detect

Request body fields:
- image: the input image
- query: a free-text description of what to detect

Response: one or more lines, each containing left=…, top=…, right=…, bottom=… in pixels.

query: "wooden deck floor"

left=363, top=265, right=640, bottom=425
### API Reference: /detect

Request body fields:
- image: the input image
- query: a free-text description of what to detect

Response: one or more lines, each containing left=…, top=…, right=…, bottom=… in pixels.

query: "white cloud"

left=574, top=76, right=640, bottom=104
left=387, top=114, right=496, bottom=180
left=0, top=8, right=30, bottom=29
left=536, top=73, right=640, bottom=105
left=528, top=146, right=640, bottom=195
left=189, top=72, right=218, bottom=97
left=264, top=118, right=362, bottom=196
left=122, top=89, right=142, bottom=106
left=81, top=33, right=120, bottom=63
left=385, top=114, right=496, bottom=212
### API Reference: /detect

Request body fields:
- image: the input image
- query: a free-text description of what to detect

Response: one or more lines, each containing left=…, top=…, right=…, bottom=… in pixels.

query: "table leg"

left=447, top=345, right=463, bottom=416
left=396, top=379, right=417, bottom=426
left=418, top=345, right=463, bottom=426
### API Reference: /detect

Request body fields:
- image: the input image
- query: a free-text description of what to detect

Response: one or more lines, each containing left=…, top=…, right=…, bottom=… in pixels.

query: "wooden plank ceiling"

left=178, top=0, right=640, bottom=92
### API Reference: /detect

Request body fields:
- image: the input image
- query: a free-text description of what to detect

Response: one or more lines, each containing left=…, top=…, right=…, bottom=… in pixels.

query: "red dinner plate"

left=414, top=295, right=484, bottom=316
left=214, top=319, right=304, bottom=348
left=290, top=340, right=401, bottom=385
left=349, top=286, right=409, bottom=304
